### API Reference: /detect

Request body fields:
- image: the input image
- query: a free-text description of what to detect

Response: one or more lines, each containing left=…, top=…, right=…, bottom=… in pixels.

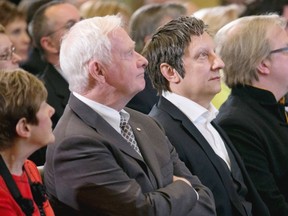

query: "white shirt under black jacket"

left=163, top=91, right=231, bottom=170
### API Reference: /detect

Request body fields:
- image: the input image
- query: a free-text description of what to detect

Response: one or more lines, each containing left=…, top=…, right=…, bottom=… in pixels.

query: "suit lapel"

left=158, top=97, right=246, bottom=214
left=159, top=98, right=228, bottom=170
left=68, top=95, right=143, bottom=161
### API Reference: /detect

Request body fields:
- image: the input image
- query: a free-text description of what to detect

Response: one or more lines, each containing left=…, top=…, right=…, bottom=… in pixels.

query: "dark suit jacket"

left=44, top=94, right=216, bottom=216
left=216, top=85, right=288, bottom=215
left=149, top=97, right=269, bottom=216
left=40, top=63, right=70, bottom=128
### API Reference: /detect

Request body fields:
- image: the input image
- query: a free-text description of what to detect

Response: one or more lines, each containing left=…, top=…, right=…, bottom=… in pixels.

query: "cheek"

left=8, top=36, right=20, bottom=48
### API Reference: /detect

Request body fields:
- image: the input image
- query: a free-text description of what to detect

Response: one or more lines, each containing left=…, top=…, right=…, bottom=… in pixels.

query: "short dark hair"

left=142, top=16, right=207, bottom=94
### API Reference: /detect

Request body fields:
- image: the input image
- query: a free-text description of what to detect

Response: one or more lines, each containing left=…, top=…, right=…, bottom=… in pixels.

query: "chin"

left=47, top=135, right=55, bottom=145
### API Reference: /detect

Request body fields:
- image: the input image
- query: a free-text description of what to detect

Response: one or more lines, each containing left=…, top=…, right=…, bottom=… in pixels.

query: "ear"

left=257, top=58, right=271, bottom=75
left=15, top=118, right=31, bottom=138
left=160, top=63, right=181, bottom=83
left=88, top=60, right=106, bottom=83
left=40, top=36, right=58, bottom=54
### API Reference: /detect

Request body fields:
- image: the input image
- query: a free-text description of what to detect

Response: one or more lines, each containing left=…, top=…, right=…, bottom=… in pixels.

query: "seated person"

left=143, top=15, right=269, bottom=216
left=0, top=68, right=55, bottom=215
left=215, top=14, right=288, bottom=215
left=0, top=24, right=21, bottom=69
left=44, top=15, right=216, bottom=216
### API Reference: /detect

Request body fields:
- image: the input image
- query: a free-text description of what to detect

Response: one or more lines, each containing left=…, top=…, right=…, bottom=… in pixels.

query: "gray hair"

left=60, top=15, right=123, bottom=93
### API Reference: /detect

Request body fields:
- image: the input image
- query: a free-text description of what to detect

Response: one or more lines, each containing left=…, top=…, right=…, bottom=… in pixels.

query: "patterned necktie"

left=119, top=113, right=142, bottom=157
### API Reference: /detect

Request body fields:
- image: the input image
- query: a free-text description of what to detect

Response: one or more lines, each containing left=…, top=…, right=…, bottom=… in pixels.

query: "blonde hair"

left=215, top=14, right=286, bottom=88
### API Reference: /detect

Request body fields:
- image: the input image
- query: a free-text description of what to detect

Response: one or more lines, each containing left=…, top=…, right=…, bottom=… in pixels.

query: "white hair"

left=60, top=15, right=123, bottom=93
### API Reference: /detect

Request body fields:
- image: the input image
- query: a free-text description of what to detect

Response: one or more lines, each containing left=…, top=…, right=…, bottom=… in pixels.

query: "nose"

left=23, top=31, right=31, bottom=44
left=212, top=54, right=225, bottom=71
left=11, top=52, right=22, bottom=64
left=49, top=105, right=55, bottom=117
left=136, top=51, right=148, bottom=68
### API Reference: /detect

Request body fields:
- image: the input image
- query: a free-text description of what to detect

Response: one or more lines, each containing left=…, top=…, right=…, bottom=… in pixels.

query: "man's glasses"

left=270, top=46, right=288, bottom=54
left=45, top=20, right=78, bottom=37
left=0, top=46, right=16, bottom=61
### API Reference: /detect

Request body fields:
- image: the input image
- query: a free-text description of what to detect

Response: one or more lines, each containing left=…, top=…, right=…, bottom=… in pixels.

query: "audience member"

left=0, top=24, right=21, bottom=69
left=193, top=3, right=246, bottom=109
left=44, top=15, right=216, bottom=215
left=19, top=0, right=53, bottom=75
left=127, top=2, right=187, bottom=114
left=80, top=0, right=132, bottom=26
left=0, top=69, right=55, bottom=216
left=215, top=14, right=288, bottom=215
left=129, top=3, right=187, bottom=53
left=0, top=1, right=30, bottom=63
left=26, top=1, right=81, bottom=166
left=143, top=15, right=269, bottom=216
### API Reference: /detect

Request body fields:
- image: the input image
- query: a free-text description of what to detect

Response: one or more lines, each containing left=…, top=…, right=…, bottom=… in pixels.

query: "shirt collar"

left=73, top=92, right=129, bottom=133
left=162, top=91, right=218, bottom=124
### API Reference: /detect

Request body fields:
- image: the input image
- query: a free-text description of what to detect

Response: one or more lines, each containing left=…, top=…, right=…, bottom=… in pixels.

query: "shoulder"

left=125, top=107, right=166, bottom=133
left=24, top=160, right=42, bottom=183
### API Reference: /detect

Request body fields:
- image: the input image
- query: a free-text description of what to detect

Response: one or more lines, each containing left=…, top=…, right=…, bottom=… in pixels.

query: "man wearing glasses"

left=215, top=14, right=288, bottom=215
left=27, top=1, right=81, bottom=166
left=0, top=24, right=21, bottom=69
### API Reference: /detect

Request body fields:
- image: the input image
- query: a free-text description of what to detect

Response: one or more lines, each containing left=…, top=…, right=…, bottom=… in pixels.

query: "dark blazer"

left=40, top=63, right=70, bottom=128
left=44, top=94, right=216, bottom=216
left=149, top=97, right=269, bottom=216
left=216, top=85, right=288, bottom=216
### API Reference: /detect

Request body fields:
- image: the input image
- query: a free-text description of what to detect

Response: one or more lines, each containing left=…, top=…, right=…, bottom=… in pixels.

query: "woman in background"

left=0, top=1, right=30, bottom=62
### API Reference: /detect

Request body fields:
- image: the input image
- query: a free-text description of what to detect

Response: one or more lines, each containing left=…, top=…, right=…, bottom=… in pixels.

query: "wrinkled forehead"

left=109, top=27, right=134, bottom=48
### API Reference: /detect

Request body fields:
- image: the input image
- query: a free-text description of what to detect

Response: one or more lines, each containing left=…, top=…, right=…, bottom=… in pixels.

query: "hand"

left=173, top=175, right=192, bottom=187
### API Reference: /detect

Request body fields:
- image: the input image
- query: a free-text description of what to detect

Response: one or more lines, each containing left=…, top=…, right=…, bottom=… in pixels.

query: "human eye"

left=0, top=48, right=10, bottom=60
left=197, top=51, right=209, bottom=60
left=65, top=20, right=77, bottom=30
left=11, top=28, right=21, bottom=36
left=128, top=49, right=134, bottom=56
left=0, top=53, right=8, bottom=60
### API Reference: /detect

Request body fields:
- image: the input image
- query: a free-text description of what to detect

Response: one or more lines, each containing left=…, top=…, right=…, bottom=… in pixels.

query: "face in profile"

left=0, top=33, right=21, bottom=69
left=4, top=19, right=30, bottom=62
left=105, top=27, right=148, bottom=99
left=178, top=32, right=225, bottom=103
left=29, top=101, right=55, bottom=147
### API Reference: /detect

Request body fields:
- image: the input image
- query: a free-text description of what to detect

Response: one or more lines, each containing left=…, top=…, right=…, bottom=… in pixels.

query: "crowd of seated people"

left=0, top=0, right=288, bottom=215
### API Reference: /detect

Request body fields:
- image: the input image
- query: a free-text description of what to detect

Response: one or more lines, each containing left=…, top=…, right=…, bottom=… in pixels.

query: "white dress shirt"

left=163, top=91, right=231, bottom=170
left=73, top=92, right=129, bottom=134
